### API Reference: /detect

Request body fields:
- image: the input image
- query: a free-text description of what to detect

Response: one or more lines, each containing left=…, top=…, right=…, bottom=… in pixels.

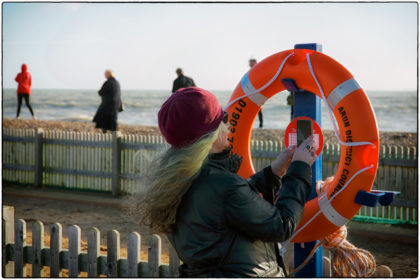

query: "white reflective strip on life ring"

left=327, top=78, right=361, bottom=110
left=318, top=193, right=349, bottom=227
left=240, top=72, right=268, bottom=107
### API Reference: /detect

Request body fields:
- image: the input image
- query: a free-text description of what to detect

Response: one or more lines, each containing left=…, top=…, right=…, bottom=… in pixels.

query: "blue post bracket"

left=282, top=78, right=304, bottom=93
left=294, top=43, right=323, bottom=52
left=355, top=190, right=400, bottom=207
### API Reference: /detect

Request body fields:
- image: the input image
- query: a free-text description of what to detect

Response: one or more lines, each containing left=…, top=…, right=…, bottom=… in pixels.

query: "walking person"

left=93, top=70, right=123, bottom=133
left=171, top=67, right=196, bottom=93
left=133, top=87, right=318, bottom=277
left=249, top=58, right=263, bottom=128
left=15, top=63, right=35, bottom=119
left=287, top=92, right=295, bottom=121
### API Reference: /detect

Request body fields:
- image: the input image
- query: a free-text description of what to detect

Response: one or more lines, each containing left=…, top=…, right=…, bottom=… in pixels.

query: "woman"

left=93, top=70, right=122, bottom=133
left=135, top=87, right=318, bottom=277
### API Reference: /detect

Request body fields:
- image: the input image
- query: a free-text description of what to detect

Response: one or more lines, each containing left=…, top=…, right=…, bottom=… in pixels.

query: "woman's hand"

left=292, top=135, right=318, bottom=166
left=271, top=145, right=296, bottom=177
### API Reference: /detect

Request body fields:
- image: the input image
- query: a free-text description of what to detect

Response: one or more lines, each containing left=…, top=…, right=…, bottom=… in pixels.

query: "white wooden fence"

left=2, top=128, right=417, bottom=224
left=3, top=206, right=399, bottom=278
left=2, top=206, right=180, bottom=278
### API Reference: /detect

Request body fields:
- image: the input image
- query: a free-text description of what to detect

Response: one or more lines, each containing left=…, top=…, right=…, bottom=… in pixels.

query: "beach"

left=3, top=118, right=418, bottom=146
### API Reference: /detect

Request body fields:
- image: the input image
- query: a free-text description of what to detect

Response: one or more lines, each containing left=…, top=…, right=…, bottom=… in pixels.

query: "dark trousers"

left=16, top=93, right=34, bottom=117
left=94, top=112, right=118, bottom=133
left=258, top=110, right=263, bottom=128
left=290, top=105, right=294, bottom=121
left=102, top=113, right=118, bottom=133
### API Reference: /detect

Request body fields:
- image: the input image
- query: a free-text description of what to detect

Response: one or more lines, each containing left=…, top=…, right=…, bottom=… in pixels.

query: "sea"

left=2, top=88, right=417, bottom=133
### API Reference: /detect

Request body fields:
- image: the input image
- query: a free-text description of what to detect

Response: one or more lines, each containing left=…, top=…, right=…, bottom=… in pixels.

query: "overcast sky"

left=2, top=2, right=417, bottom=91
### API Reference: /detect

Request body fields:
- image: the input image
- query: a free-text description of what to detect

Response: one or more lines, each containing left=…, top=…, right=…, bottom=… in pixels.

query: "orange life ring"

left=225, top=49, right=379, bottom=243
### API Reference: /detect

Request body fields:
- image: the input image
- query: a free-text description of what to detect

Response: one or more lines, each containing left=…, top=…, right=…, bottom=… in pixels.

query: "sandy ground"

left=3, top=118, right=418, bottom=146
left=3, top=193, right=417, bottom=278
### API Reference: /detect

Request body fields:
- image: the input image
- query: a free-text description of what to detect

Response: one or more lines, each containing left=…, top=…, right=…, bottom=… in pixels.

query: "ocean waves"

left=2, top=88, right=417, bottom=132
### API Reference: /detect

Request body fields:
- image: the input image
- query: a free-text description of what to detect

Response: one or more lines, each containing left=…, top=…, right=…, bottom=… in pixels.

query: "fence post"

left=148, top=234, right=161, bottom=277
left=323, top=256, right=332, bottom=277
left=88, top=227, right=100, bottom=277
left=107, top=230, right=120, bottom=277
left=32, top=221, right=45, bottom=277
left=169, top=243, right=180, bottom=277
left=112, top=131, right=122, bottom=196
left=15, top=219, right=26, bottom=277
left=69, top=225, right=81, bottom=277
left=2, top=205, right=14, bottom=277
left=128, top=232, right=141, bottom=277
left=50, top=223, right=63, bottom=277
left=34, top=128, right=44, bottom=187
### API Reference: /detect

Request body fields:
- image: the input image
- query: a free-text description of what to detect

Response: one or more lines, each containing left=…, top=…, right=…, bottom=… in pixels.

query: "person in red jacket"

left=15, top=64, right=35, bottom=119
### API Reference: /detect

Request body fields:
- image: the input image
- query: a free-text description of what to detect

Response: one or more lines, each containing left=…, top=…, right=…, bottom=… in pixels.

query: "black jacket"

left=93, top=77, right=122, bottom=131
left=172, top=75, right=196, bottom=93
left=167, top=149, right=312, bottom=277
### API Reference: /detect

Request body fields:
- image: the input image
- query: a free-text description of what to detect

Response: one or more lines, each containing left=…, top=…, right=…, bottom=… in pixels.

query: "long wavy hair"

left=130, top=122, right=229, bottom=233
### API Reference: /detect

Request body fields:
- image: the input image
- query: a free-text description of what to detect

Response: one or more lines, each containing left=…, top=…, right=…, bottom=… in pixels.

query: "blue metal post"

left=293, top=43, right=323, bottom=277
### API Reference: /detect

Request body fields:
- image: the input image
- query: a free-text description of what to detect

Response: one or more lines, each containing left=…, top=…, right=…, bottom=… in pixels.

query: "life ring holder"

left=224, top=49, right=379, bottom=242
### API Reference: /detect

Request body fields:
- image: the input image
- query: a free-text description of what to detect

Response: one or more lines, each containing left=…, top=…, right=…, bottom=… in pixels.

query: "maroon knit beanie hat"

left=158, top=87, right=224, bottom=148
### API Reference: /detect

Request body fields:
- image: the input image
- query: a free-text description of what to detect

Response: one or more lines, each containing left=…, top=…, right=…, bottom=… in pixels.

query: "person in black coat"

left=172, top=67, right=196, bottom=93
left=133, top=87, right=319, bottom=277
left=93, top=70, right=123, bottom=133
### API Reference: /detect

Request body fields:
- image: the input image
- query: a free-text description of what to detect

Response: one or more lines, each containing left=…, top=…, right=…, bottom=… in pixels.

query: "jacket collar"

left=207, top=148, right=243, bottom=174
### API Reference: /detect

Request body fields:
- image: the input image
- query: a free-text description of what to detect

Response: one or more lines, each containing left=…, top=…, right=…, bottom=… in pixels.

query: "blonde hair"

left=131, top=122, right=228, bottom=233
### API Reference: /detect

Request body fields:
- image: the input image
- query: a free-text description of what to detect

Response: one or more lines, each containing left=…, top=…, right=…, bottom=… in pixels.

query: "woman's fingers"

left=271, top=145, right=297, bottom=177
left=292, top=135, right=319, bottom=166
left=299, top=136, right=317, bottom=151
left=301, top=135, right=315, bottom=147
left=288, top=145, right=297, bottom=152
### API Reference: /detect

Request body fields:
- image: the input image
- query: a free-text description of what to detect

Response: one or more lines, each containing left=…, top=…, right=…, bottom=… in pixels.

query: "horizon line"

left=2, top=88, right=418, bottom=92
